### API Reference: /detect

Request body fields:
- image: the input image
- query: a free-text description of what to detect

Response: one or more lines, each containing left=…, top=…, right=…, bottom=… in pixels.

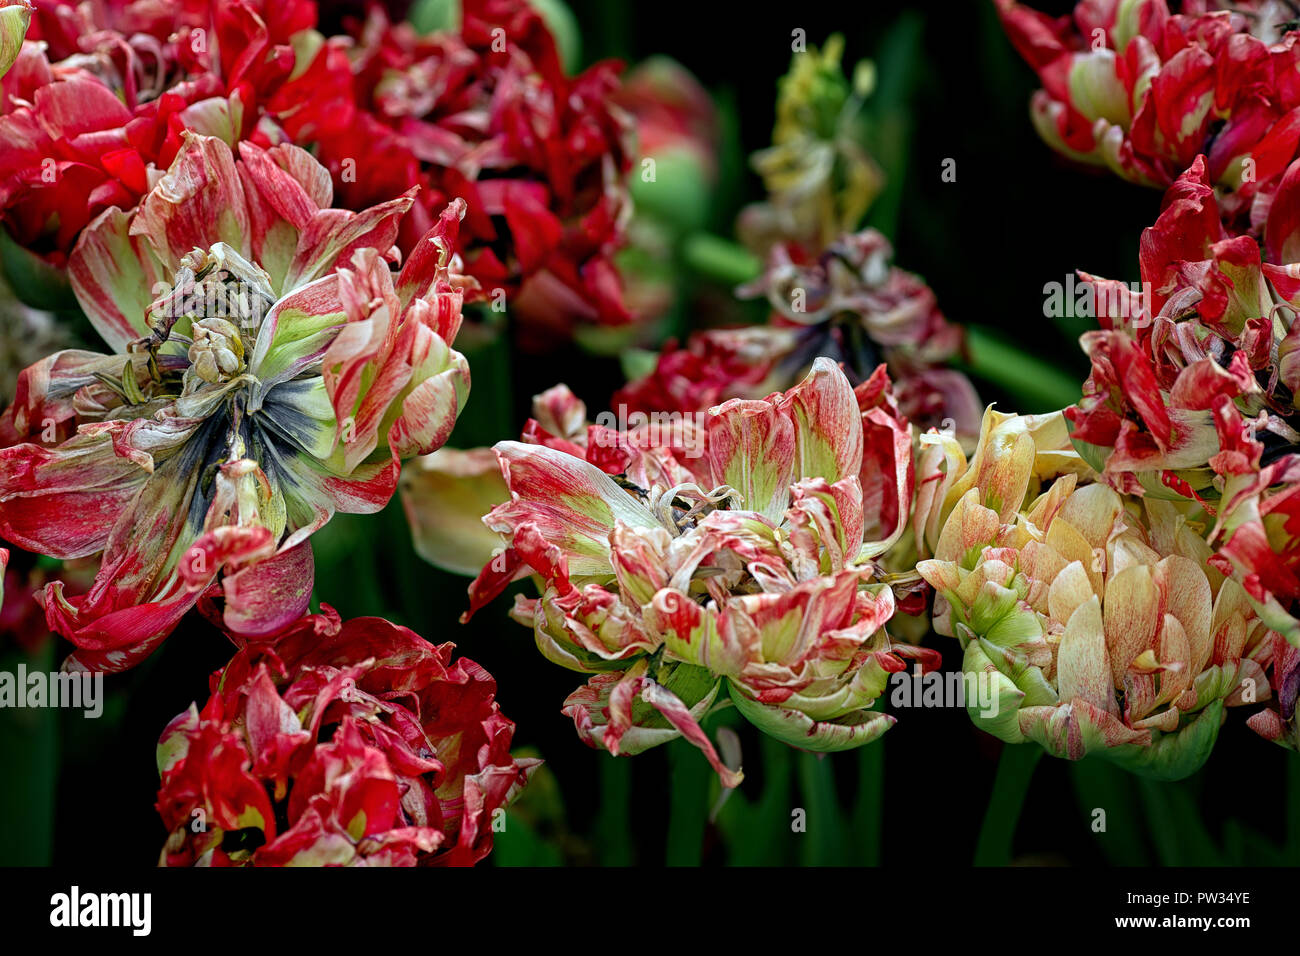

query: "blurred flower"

left=996, top=0, right=1300, bottom=228
left=400, top=377, right=598, bottom=578
left=612, top=56, right=719, bottom=332
left=0, top=134, right=470, bottom=672
left=0, top=269, right=77, bottom=402
left=916, top=407, right=1270, bottom=779
left=0, top=546, right=94, bottom=653
left=156, top=606, right=538, bottom=866
left=617, top=229, right=981, bottom=439
left=618, top=56, right=718, bottom=186
left=0, top=0, right=324, bottom=273
left=460, top=359, right=938, bottom=782
left=738, top=34, right=881, bottom=256
left=400, top=447, right=508, bottom=576
left=316, top=0, right=636, bottom=346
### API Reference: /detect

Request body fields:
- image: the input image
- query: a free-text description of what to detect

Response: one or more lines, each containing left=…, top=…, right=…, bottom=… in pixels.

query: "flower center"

left=140, top=244, right=275, bottom=399
left=188, top=317, right=246, bottom=385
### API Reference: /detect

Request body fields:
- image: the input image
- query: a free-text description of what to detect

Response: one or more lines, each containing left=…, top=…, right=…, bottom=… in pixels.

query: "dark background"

left=4, top=1, right=1292, bottom=867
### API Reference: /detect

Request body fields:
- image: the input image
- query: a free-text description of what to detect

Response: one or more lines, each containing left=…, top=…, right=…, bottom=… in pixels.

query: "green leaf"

left=0, top=228, right=79, bottom=312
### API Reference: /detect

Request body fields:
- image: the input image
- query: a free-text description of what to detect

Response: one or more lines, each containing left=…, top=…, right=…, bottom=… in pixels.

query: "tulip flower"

left=1066, top=156, right=1300, bottom=650
left=309, top=0, right=636, bottom=346
left=400, top=380, right=595, bottom=578
left=0, top=0, right=327, bottom=272
left=0, top=545, right=94, bottom=653
left=611, top=56, right=719, bottom=326
left=612, top=326, right=794, bottom=420
left=996, top=0, right=1300, bottom=227
left=155, top=606, right=538, bottom=866
left=1244, top=632, right=1300, bottom=751
left=0, top=133, right=470, bottom=672
left=1069, top=154, right=1300, bottom=497
left=461, top=358, right=937, bottom=783
left=916, top=407, right=1271, bottom=779
left=400, top=447, right=509, bottom=577
left=616, top=229, right=981, bottom=440
left=738, top=34, right=882, bottom=255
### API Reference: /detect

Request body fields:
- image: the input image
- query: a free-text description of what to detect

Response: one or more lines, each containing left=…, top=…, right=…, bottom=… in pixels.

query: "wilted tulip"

left=616, top=229, right=980, bottom=441
left=0, top=134, right=471, bottom=671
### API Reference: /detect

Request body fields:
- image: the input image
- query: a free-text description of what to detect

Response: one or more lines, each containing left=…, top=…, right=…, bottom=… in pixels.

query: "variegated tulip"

left=996, top=0, right=1300, bottom=222
left=464, top=358, right=937, bottom=783
left=917, top=407, right=1271, bottom=779
left=1065, top=156, right=1300, bottom=650
left=0, top=133, right=471, bottom=672
left=400, top=447, right=509, bottom=577
left=1211, top=428, right=1300, bottom=634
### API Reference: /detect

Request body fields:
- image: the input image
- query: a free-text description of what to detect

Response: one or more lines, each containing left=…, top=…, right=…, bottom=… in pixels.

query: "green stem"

left=973, top=744, right=1042, bottom=866
left=851, top=741, right=885, bottom=865
left=797, top=751, right=847, bottom=866
left=665, top=739, right=710, bottom=865
left=1068, top=758, right=1149, bottom=866
left=681, top=233, right=761, bottom=287
left=0, top=641, right=59, bottom=865
left=962, top=326, right=1082, bottom=413
left=594, top=756, right=634, bottom=866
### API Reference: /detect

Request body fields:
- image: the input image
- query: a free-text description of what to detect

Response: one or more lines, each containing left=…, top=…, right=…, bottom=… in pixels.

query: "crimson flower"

left=997, top=0, right=1300, bottom=230
left=155, top=606, right=538, bottom=866
left=1068, top=155, right=1296, bottom=499
left=1065, top=153, right=1300, bottom=696
left=312, top=0, right=636, bottom=345
left=0, top=0, right=324, bottom=269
